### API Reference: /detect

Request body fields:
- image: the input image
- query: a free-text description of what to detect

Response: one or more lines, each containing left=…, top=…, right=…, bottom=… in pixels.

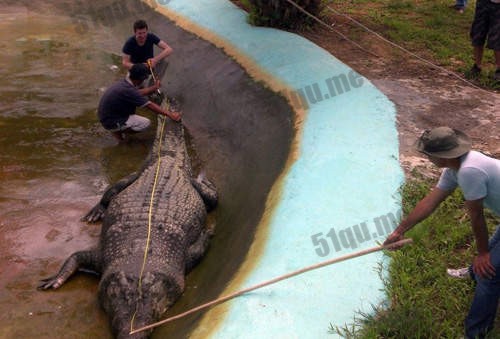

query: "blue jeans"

left=465, top=225, right=500, bottom=339
left=455, top=0, right=467, bottom=8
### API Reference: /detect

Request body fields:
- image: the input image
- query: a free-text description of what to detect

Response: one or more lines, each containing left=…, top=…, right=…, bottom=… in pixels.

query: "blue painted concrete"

left=158, top=0, right=404, bottom=337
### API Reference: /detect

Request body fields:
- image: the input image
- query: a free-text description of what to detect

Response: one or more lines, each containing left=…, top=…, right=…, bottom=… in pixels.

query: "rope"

left=324, top=4, right=490, bottom=93
left=130, top=110, right=168, bottom=333
left=284, top=0, right=491, bottom=92
left=283, top=0, right=380, bottom=58
left=129, top=238, right=413, bottom=335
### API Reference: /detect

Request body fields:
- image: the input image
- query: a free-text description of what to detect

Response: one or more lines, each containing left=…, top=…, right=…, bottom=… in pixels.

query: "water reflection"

left=0, top=3, right=295, bottom=338
left=99, top=129, right=155, bottom=183
left=0, top=5, right=151, bottom=338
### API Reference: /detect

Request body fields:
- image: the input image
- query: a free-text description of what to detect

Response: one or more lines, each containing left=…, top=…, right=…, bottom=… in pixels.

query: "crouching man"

left=98, top=63, right=180, bottom=141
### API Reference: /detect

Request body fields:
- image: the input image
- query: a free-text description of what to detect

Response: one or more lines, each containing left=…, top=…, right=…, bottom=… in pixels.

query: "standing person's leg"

left=487, top=2, right=500, bottom=80
left=469, top=0, right=489, bottom=76
left=494, top=50, right=500, bottom=80
left=464, top=224, right=500, bottom=338
left=473, top=46, right=484, bottom=70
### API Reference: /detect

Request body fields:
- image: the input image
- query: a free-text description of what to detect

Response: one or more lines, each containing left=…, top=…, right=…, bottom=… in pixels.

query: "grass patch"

left=325, top=0, right=499, bottom=89
left=329, top=175, right=500, bottom=337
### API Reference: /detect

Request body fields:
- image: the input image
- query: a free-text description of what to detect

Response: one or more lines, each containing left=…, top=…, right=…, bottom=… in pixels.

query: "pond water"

left=0, top=2, right=296, bottom=337
left=0, top=5, right=156, bottom=338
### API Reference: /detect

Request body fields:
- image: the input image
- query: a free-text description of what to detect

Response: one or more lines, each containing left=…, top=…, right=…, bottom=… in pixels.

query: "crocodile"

left=39, top=112, right=218, bottom=339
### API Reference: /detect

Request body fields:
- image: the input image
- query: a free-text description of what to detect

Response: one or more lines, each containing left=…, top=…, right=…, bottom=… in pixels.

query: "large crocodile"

left=39, top=112, right=218, bottom=338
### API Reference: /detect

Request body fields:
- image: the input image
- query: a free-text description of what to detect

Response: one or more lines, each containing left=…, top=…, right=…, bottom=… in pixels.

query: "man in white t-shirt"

left=384, top=126, right=500, bottom=338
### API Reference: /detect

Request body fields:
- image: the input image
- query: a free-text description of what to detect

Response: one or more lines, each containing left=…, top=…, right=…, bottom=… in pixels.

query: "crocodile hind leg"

left=191, top=172, right=218, bottom=212
left=81, top=171, right=141, bottom=223
left=185, top=229, right=212, bottom=273
left=38, top=249, right=101, bottom=290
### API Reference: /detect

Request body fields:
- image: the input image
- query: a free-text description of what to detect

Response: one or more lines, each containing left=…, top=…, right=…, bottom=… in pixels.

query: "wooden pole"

left=130, top=238, right=412, bottom=335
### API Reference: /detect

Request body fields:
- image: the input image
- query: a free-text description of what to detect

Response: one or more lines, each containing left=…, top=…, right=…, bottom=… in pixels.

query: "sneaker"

left=447, top=267, right=470, bottom=279
left=469, top=64, right=482, bottom=78
left=449, top=4, right=464, bottom=12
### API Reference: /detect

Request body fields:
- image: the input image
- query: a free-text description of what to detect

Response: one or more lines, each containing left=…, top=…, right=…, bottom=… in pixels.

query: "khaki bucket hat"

left=416, top=126, right=471, bottom=159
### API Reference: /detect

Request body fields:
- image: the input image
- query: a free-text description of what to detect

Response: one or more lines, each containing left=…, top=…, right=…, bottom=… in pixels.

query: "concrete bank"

left=153, top=1, right=404, bottom=338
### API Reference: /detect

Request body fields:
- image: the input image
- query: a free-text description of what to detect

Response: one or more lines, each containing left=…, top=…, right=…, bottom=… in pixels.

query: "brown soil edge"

left=230, top=1, right=500, bottom=180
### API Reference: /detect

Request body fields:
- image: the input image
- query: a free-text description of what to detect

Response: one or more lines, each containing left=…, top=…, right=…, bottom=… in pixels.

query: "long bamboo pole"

left=130, top=238, right=412, bottom=335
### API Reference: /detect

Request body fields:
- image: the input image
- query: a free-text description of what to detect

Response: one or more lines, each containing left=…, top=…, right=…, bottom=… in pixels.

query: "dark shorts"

left=470, top=0, right=500, bottom=50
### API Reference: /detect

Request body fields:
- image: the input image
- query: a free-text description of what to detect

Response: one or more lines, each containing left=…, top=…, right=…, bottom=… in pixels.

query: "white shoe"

left=446, top=267, right=470, bottom=279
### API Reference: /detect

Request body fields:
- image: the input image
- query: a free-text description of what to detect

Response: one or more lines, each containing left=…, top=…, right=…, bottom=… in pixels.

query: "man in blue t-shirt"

left=384, top=126, right=500, bottom=338
left=122, top=19, right=173, bottom=71
left=98, top=63, right=180, bottom=141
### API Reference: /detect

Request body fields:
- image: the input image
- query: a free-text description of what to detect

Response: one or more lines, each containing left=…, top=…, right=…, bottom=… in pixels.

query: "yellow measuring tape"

left=130, top=108, right=168, bottom=332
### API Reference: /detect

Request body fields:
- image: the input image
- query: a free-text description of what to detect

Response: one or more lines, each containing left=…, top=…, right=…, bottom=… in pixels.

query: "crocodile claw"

left=81, top=203, right=106, bottom=223
left=37, top=276, right=64, bottom=290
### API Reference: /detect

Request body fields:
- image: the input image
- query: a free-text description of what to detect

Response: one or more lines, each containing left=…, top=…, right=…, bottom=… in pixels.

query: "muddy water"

left=0, top=2, right=294, bottom=338
left=0, top=6, right=153, bottom=338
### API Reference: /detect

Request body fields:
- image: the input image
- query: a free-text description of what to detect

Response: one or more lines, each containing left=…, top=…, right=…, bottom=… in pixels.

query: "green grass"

left=318, top=0, right=500, bottom=334
left=329, top=174, right=500, bottom=338
left=324, top=0, right=499, bottom=90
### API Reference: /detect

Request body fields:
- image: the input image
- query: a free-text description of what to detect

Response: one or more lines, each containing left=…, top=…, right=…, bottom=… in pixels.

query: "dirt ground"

left=231, top=1, right=500, bottom=179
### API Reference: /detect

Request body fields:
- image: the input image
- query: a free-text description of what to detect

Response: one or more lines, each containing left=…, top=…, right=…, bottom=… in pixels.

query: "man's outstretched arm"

left=138, top=80, right=161, bottom=96
left=146, top=101, right=181, bottom=122
left=384, top=187, right=451, bottom=246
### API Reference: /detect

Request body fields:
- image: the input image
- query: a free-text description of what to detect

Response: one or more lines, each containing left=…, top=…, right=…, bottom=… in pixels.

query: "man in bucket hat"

left=384, top=126, right=500, bottom=338
left=98, top=63, right=180, bottom=141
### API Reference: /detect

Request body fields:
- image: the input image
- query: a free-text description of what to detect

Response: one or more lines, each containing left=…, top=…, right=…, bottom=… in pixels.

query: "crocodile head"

left=99, top=271, right=183, bottom=339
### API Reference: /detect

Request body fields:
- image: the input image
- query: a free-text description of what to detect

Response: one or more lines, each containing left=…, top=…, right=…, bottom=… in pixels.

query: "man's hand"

left=165, top=110, right=181, bottom=122
left=122, top=54, right=133, bottom=70
left=382, top=188, right=451, bottom=250
left=147, top=58, right=157, bottom=69
left=153, top=80, right=161, bottom=91
left=473, top=252, right=495, bottom=279
left=465, top=199, right=492, bottom=279
left=138, top=80, right=161, bottom=97
left=383, top=229, right=405, bottom=248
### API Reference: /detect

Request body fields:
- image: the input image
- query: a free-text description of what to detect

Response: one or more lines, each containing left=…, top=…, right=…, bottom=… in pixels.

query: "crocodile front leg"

left=191, top=172, right=218, bottom=212
left=81, top=172, right=141, bottom=223
left=185, top=229, right=212, bottom=273
left=38, top=249, right=101, bottom=290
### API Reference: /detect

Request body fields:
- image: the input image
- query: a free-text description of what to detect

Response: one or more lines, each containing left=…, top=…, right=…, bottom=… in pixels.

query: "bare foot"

left=112, top=131, right=125, bottom=142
